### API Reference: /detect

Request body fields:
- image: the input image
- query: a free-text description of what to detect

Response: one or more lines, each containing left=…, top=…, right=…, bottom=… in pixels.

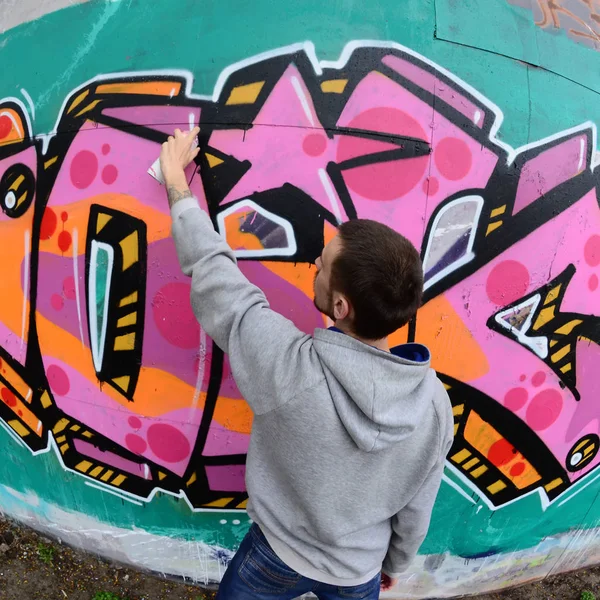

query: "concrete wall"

left=0, top=0, right=599, bottom=597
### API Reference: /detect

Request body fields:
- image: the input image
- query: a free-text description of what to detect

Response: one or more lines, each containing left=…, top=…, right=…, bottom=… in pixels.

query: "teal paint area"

left=4, top=419, right=600, bottom=558
left=0, top=426, right=248, bottom=552
left=0, top=0, right=599, bottom=597
left=435, top=0, right=600, bottom=94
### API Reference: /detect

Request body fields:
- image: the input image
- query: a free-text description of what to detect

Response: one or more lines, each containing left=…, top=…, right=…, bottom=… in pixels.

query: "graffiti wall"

left=0, top=0, right=599, bottom=597
left=509, top=0, right=600, bottom=51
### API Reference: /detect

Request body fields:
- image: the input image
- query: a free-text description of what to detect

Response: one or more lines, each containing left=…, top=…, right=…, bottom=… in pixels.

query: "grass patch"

left=37, top=542, right=55, bottom=565
left=92, top=593, right=129, bottom=600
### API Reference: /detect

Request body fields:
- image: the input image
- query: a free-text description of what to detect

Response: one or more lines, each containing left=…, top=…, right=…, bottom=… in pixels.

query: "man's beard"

left=313, top=275, right=335, bottom=321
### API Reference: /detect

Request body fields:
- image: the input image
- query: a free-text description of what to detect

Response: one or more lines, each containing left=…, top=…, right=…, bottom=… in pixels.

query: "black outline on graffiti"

left=0, top=41, right=598, bottom=510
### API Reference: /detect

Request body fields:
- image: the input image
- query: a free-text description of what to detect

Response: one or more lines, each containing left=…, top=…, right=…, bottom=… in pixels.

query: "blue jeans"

left=216, top=524, right=381, bottom=599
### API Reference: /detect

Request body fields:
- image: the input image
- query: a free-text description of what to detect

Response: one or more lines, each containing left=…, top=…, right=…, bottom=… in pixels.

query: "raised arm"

left=160, top=129, right=316, bottom=415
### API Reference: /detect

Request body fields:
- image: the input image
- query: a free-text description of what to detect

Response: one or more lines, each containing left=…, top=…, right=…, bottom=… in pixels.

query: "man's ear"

left=332, top=292, right=350, bottom=321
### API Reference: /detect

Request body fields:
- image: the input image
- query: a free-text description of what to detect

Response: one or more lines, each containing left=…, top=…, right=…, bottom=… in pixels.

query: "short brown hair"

left=330, top=219, right=423, bottom=340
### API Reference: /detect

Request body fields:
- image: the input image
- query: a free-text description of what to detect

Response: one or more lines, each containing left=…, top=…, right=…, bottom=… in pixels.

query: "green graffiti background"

left=1, top=0, right=599, bottom=562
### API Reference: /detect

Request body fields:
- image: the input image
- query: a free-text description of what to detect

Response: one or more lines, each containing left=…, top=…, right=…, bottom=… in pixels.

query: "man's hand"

left=380, top=572, right=399, bottom=592
left=160, top=126, right=200, bottom=208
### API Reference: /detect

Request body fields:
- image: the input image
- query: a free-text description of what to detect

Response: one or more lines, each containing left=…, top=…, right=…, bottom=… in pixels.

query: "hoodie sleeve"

left=170, top=197, right=313, bottom=415
left=382, top=454, right=446, bottom=577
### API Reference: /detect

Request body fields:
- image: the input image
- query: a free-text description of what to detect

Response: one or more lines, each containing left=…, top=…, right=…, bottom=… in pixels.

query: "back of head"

left=331, top=219, right=424, bottom=340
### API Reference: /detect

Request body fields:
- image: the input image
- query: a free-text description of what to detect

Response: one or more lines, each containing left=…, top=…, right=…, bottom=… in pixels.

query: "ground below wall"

left=1, top=516, right=599, bottom=600
left=5, top=479, right=600, bottom=599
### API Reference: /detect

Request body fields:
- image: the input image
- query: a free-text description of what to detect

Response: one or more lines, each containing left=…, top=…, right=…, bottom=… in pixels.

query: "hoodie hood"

left=313, top=328, right=436, bottom=452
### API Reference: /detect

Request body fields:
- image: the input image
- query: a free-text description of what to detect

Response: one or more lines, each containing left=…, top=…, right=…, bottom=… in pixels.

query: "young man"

left=161, top=128, right=453, bottom=600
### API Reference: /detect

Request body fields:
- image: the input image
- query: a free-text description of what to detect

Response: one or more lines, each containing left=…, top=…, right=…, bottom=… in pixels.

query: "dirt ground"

left=0, top=517, right=598, bottom=600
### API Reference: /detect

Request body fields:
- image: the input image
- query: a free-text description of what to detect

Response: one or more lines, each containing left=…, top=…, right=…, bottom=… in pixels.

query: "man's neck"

left=333, top=322, right=390, bottom=353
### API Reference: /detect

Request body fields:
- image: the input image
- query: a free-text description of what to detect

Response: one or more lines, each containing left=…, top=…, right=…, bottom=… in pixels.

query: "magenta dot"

left=101, top=144, right=111, bottom=155
left=302, top=134, right=327, bottom=157
left=434, top=137, right=472, bottom=181
left=504, top=387, right=528, bottom=411
left=526, top=389, right=563, bottom=431
left=147, top=423, right=191, bottom=463
left=589, top=274, right=598, bottom=291
left=128, top=416, right=142, bottom=430
left=584, top=235, right=600, bottom=267
left=46, top=365, right=70, bottom=396
left=50, top=294, right=64, bottom=311
left=102, top=164, right=118, bottom=185
left=70, top=150, right=98, bottom=189
left=486, top=260, right=530, bottom=305
left=532, top=371, right=546, bottom=387
left=336, top=107, right=428, bottom=201
left=125, top=433, right=147, bottom=455
left=62, top=276, right=76, bottom=300
left=422, top=176, right=439, bottom=196
left=519, top=374, right=527, bottom=382
left=152, top=283, right=200, bottom=349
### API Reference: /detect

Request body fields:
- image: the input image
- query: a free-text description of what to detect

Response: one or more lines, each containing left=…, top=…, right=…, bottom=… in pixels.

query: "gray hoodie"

left=171, top=197, right=454, bottom=586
